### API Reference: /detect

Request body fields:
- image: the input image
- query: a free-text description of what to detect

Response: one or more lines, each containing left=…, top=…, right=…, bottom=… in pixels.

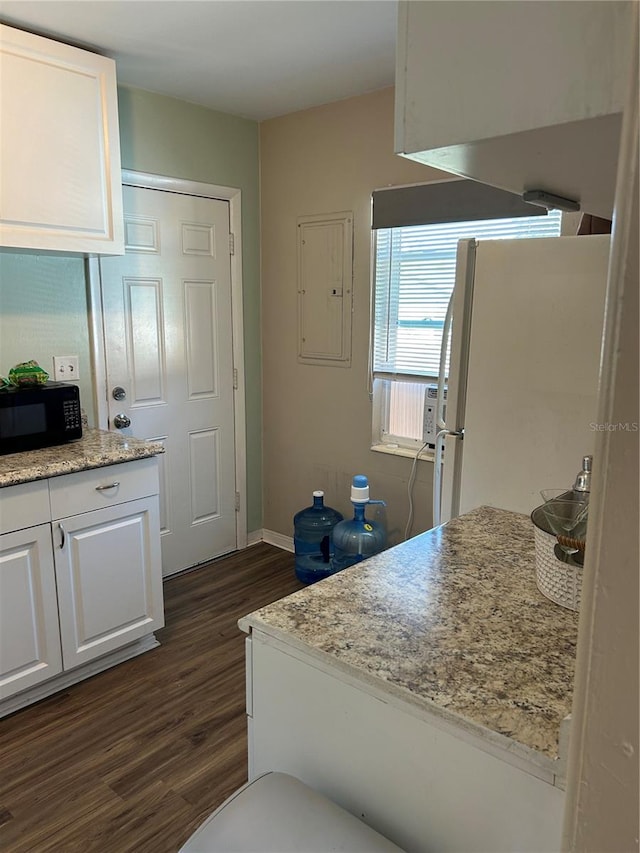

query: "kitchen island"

left=1, top=429, right=165, bottom=715
left=239, top=505, right=579, bottom=852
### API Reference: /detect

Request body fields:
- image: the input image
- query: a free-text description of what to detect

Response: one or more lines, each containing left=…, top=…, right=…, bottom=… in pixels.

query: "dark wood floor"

left=0, top=543, right=303, bottom=853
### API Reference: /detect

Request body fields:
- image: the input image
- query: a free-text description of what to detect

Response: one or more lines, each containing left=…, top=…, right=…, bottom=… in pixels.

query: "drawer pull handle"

left=59, top=523, right=65, bottom=550
left=95, top=482, right=120, bottom=492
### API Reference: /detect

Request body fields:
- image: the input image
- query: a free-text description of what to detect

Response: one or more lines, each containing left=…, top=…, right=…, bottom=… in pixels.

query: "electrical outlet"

left=53, top=355, right=79, bottom=382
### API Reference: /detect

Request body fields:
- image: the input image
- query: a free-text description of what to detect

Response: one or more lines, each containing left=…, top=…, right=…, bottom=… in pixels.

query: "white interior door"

left=100, top=185, right=237, bottom=576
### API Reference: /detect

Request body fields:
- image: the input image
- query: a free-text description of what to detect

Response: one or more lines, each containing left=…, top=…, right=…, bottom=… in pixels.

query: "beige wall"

left=260, top=87, right=450, bottom=542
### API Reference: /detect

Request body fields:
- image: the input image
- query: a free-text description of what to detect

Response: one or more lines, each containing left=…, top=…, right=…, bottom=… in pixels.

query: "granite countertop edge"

left=0, top=428, right=165, bottom=487
left=238, top=505, right=578, bottom=788
left=238, top=611, right=565, bottom=785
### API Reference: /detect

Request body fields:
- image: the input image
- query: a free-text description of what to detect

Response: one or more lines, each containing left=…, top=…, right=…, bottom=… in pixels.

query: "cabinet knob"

left=112, top=386, right=126, bottom=401
left=113, top=413, right=131, bottom=429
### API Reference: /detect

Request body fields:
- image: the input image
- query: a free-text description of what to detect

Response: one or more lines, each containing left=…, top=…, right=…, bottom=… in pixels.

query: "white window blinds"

left=373, top=210, right=563, bottom=379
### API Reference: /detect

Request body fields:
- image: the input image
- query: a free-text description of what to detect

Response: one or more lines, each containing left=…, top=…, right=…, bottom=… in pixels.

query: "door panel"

left=185, top=280, right=218, bottom=397
left=189, top=428, right=221, bottom=523
left=100, top=186, right=237, bottom=575
left=126, top=277, right=166, bottom=405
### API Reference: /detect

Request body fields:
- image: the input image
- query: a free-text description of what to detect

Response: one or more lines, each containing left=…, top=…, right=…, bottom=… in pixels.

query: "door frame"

left=87, top=169, right=248, bottom=551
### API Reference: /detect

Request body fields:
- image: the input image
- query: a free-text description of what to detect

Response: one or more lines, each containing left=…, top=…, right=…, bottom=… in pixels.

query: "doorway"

left=88, top=171, right=247, bottom=576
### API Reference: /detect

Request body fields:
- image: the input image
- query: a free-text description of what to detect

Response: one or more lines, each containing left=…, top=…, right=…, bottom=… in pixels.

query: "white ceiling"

left=0, top=0, right=398, bottom=120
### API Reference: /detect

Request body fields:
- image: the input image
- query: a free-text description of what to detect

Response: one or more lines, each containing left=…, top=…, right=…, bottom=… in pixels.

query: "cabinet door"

left=0, top=23, right=124, bottom=254
left=0, top=524, right=63, bottom=700
left=395, top=2, right=632, bottom=218
left=54, top=497, right=164, bottom=669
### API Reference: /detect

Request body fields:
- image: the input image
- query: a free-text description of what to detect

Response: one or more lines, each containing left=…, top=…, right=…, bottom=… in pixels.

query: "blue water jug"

left=331, top=475, right=386, bottom=574
left=294, top=491, right=343, bottom=584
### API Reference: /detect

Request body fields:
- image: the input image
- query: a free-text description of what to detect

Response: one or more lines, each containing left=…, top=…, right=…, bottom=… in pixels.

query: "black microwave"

left=0, top=382, right=82, bottom=455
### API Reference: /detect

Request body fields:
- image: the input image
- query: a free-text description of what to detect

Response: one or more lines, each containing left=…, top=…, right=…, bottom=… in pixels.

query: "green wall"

left=117, top=86, right=262, bottom=534
left=0, top=86, right=262, bottom=534
left=0, top=252, right=94, bottom=423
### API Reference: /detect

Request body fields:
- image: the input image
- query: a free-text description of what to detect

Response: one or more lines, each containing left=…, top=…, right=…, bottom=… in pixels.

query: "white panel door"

left=100, top=186, right=237, bottom=575
left=0, top=524, right=63, bottom=699
left=53, top=498, right=164, bottom=669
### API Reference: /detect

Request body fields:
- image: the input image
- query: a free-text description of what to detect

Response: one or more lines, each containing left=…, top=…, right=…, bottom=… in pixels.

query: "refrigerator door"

left=457, top=234, right=610, bottom=517
left=437, top=240, right=477, bottom=525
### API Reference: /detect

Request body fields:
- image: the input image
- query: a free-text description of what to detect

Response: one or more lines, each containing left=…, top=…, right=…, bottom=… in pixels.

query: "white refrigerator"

left=433, top=234, right=610, bottom=526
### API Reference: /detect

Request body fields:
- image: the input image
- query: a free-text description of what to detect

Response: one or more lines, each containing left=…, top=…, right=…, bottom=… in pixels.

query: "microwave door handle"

left=436, top=292, right=454, bottom=431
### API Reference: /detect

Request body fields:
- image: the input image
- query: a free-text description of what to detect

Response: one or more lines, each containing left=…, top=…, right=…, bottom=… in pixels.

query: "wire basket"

left=531, top=505, right=583, bottom=611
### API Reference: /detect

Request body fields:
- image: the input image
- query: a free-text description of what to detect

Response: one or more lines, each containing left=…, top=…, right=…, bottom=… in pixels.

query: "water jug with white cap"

left=330, top=475, right=386, bottom=574
left=293, top=491, right=343, bottom=584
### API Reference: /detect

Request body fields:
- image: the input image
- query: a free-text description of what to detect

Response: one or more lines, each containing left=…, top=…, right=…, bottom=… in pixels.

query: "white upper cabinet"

left=0, top=24, right=124, bottom=254
left=395, top=1, right=633, bottom=219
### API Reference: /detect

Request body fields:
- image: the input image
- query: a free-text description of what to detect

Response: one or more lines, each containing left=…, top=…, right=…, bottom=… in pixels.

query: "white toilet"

left=178, top=771, right=405, bottom=852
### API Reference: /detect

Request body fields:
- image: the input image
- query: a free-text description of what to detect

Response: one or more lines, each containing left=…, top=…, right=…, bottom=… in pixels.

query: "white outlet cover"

left=53, top=355, right=79, bottom=381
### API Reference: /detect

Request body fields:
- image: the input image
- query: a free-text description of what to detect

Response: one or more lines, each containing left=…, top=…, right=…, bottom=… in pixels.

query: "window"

left=371, top=197, right=562, bottom=452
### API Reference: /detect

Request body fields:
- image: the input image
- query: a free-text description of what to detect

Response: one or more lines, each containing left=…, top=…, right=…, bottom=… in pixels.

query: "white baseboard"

left=263, top=529, right=294, bottom=552
left=246, top=529, right=264, bottom=547
left=248, top=528, right=294, bottom=552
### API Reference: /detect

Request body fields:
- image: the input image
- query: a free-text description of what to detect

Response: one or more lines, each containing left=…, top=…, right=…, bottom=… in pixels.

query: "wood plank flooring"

left=0, top=543, right=303, bottom=853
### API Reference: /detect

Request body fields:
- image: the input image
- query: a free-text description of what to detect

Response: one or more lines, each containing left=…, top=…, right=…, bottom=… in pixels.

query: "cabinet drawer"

left=49, top=458, right=159, bottom=520
left=0, top=480, right=51, bottom=535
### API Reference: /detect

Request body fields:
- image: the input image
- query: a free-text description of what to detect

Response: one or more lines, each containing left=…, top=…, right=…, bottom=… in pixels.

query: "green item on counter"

left=7, top=360, right=49, bottom=387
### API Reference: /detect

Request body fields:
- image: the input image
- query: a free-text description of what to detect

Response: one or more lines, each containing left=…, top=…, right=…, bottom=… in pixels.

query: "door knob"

left=112, top=386, right=126, bottom=401
left=113, top=413, right=131, bottom=429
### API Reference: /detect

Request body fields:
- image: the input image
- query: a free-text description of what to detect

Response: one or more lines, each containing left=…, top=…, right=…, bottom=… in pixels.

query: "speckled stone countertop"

left=239, top=506, right=579, bottom=776
left=0, top=429, right=164, bottom=487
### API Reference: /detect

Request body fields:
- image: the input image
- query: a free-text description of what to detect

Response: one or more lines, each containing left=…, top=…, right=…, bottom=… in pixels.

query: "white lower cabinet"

left=0, top=523, right=63, bottom=699
left=246, top=632, right=565, bottom=853
left=53, top=497, right=163, bottom=670
left=0, top=458, right=164, bottom=712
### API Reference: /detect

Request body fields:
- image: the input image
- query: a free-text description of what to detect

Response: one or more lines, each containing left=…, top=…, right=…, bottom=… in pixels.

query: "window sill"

left=370, top=443, right=435, bottom=462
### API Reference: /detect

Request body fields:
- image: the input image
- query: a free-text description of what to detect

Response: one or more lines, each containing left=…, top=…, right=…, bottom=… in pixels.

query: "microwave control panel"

left=63, top=398, right=82, bottom=431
